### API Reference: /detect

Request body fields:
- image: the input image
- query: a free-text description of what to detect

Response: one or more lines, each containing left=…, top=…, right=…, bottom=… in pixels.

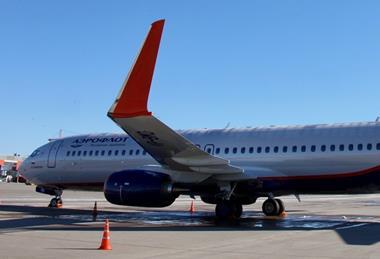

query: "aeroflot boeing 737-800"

left=19, top=20, right=380, bottom=219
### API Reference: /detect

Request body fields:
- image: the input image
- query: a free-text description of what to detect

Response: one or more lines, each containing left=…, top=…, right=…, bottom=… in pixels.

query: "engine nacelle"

left=104, top=170, right=177, bottom=207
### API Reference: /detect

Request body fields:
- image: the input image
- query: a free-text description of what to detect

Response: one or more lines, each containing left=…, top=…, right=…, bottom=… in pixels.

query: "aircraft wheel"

left=262, top=198, right=280, bottom=216
left=48, top=198, right=57, bottom=208
left=234, top=202, right=243, bottom=218
left=48, top=197, right=63, bottom=208
left=215, top=200, right=243, bottom=220
left=275, top=198, right=285, bottom=214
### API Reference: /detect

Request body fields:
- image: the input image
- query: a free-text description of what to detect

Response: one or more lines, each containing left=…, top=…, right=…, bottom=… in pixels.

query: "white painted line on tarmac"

left=336, top=223, right=369, bottom=230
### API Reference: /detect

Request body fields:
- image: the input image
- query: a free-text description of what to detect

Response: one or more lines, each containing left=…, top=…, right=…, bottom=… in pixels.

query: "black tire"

left=215, top=201, right=233, bottom=219
left=49, top=198, right=57, bottom=208
left=262, top=199, right=280, bottom=216
left=215, top=200, right=243, bottom=220
left=275, top=198, right=285, bottom=214
left=234, top=202, right=243, bottom=218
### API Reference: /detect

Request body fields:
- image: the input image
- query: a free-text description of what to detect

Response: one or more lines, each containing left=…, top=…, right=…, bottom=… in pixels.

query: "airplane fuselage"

left=21, top=121, right=380, bottom=197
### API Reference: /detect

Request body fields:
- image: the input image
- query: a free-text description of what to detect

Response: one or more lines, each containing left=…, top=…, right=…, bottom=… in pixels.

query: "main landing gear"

left=214, top=183, right=243, bottom=220
left=262, top=198, right=285, bottom=216
left=214, top=198, right=286, bottom=219
left=215, top=200, right=243, bottom=220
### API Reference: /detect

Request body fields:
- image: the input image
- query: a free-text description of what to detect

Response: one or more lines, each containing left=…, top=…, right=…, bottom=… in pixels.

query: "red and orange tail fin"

left=108, top=19, right=165, bottom=119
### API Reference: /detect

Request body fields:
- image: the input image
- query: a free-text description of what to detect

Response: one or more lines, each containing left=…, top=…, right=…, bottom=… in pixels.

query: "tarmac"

left=1, top=183, right=380, bottom=258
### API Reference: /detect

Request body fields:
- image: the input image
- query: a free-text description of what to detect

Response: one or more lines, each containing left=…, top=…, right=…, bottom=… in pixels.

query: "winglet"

left=108, top=20, right=165, bottom=118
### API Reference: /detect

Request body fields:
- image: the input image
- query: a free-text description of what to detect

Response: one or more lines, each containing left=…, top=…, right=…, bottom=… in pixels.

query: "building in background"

left=0, top=155, right=26, bottom=183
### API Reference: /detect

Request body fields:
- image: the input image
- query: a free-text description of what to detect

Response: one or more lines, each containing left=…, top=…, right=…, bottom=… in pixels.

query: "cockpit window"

left=30, top=150, right=41, bottom=157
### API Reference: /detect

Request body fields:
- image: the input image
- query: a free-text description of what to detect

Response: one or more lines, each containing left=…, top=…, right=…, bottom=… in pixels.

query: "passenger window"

left=257, top=147, right=262, bottom=153
left=249, top=147, right=254, bottom=153
left=301, top=146, right=306, bottom=152
left=72, top=151, right=76, bottom=156
left=122, top=150, right=126, bottom=156
left=339, top=144, right=344, bottom=151
left=265, top=146, right=270, bottom=153
left=233, top=147, right=237, bottom=154
left=115, top=150, right=119, bottom=156
left=129, top=150, right=133, bottom=155
left=207, top=148, right=212, bottom=154
left=367, top=143, right=373, bottom=150
left=241, top=147, right=246, bottom=154
left=108, top=150, right=112, bottom=156
left=348, top=144, right=354, bottom=151
left=101, top=150, right=105, bottom=156
left=83, top=151, right=87, bottom=156
left=330, top=145, right=335, bottom=151
left=215, top=148, right=220, bottom=154
left=292, top=146, right=297, bottom=152
left=321, top=145, right=326, bottom=152
left=224, top=148, right=229, bottom=154
left=358, top=144, right=363, bottom=151
left=282, top=146, right=288, bottom=153
left=66, top=151, right=70, bottom=156
left=143, top=150, right=147, bottom=155
left=377, top=143, right=380, bottom=150
left=274, top=146, right=279, bottom=153
left=77, top=151, right=81, bottom=156
left=89, top=150, right=93, bottom=156
left=136, top=150, right=140, bottom=155
left=311, top=145, right=316, bottom=152
left=95, top=150, right=99, bottom=156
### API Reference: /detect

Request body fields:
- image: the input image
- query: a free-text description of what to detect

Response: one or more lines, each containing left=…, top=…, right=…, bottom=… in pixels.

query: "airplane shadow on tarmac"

left=0, top=204, right=380, bottom=246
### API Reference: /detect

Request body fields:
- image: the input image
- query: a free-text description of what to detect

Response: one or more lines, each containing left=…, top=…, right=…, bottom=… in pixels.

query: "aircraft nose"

left=18, top=157, right=30, bottom=178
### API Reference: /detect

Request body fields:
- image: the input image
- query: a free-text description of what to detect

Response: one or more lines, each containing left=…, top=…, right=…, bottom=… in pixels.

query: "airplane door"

left=47, top=140, right=63, bottom=168
left=204, top=144, right=215, bottom=155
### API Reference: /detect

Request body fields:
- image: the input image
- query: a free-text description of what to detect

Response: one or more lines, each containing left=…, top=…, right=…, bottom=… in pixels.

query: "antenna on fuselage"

left=48, top=129, right=64, bottom=142
left=224, top=122, right=231, bottom=129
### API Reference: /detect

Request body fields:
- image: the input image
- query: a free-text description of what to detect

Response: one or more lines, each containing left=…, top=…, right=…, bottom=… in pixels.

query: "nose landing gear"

left=48, top=196, right=63, bottom=208
left=36, top=186, right=63, bottom=208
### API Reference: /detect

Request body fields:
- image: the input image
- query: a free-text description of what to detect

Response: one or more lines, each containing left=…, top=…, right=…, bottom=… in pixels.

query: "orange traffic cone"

left=98, top=219, right=112, bottom=250
left=189, top=200, right=195, bottom=213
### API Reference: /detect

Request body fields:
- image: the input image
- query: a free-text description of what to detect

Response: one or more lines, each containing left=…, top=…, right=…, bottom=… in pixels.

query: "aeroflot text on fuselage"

left=70, top=137, right=129, bottom=148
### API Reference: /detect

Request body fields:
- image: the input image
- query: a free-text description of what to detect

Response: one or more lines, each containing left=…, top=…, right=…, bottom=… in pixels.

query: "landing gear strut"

left=262, top=198, right=285, bottom=216
left=215, top=200, right=243, bottom=220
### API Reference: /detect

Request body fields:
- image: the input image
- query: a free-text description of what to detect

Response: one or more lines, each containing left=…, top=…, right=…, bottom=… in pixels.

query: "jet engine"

left=104, top=170, right=177, bottom=207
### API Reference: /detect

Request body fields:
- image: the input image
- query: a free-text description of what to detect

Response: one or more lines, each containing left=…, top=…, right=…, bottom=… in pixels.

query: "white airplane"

left=20, top=20, right=380, bottom=219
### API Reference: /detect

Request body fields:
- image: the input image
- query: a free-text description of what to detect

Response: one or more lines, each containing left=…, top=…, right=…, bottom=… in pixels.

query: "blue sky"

left=1, top=1, right=380, bottom=156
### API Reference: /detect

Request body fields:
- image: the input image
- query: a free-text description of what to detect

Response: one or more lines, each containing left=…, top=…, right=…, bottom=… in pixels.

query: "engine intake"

left=104, top=170, right=177, bottom=207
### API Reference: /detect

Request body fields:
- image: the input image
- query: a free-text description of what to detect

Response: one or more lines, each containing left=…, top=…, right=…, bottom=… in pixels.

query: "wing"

left=108, top=20, right=242, bottom=175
